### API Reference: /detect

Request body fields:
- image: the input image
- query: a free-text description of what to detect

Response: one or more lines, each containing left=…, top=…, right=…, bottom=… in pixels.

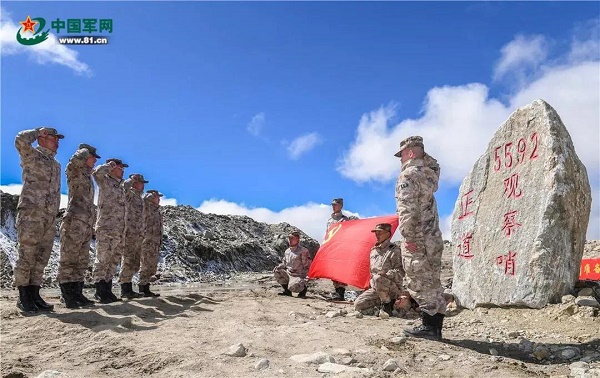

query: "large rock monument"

left=451, top=99, right=592, bottom=309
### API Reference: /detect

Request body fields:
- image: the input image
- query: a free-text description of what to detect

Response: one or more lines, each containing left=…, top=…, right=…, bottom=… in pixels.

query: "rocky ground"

left=1, top=245, right=599, bottom=378
left=2, top=190, right=599, bottom=377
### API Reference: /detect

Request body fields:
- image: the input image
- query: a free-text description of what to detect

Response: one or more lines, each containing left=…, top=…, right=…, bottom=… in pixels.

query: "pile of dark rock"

left=0, top=191, right=320, bottom=288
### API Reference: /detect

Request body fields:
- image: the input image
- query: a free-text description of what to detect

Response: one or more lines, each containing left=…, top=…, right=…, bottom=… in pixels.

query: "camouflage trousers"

left=139, top=239, right=160, bottom=285
left=13, top=208, right=56, bottom=287
left=354, top=274, right=401, bottom=311
left=92, top=226, right=124, bottom=283
left=57, top=216, right=93, bottom=283
left=118, top=233, right=143, bottom=283
left=273, top=268, right=307, bottom=293
left=402, top=237, right=446, bottom=316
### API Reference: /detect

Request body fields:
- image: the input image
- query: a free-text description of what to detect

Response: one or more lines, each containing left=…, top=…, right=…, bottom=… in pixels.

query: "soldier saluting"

left=57, top=143, right=101, bottom=308
left=13, top=127, right=64, bottom=313
left=91, top=157, right=129, bottom=303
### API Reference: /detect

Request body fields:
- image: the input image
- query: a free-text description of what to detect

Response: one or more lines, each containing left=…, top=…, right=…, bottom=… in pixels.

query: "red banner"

left=580, top=258, right=600, bottom=281
left=308, top=215, right=399, bottom=289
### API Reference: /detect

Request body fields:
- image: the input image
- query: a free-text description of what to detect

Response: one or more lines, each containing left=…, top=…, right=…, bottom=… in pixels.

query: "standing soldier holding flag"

left=325, top=198, right=358, bottom=301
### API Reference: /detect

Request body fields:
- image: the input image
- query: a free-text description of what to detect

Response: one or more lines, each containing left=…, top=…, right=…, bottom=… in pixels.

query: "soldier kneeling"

left=354, top=223, right=405, bottom=317
left=273, top=231, right=312, bottom=298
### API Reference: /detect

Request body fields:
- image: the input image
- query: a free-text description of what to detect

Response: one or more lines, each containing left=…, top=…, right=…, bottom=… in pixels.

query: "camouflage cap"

left=288, top=231, right=301, bottom=238
left=331, top=198, right=343, bottom=205
left=106, top=158, right=129, bottom=168
left=78, top=143, right=101, bottom=159
left=394, top=136, right=424, bottom=157
left=129, top=173, right=149, bottom=183
left=39, top=127, right=65, bottom=139
left=146, top=189, right=163, bottom=197
left=371, top=223, right=392, bottom=233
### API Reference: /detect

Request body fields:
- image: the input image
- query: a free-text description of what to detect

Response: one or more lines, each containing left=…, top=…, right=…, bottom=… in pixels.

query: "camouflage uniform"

left=274, top=242, right=312, bottom=293
left=58, top=147, right=97, bottom=284
left=139, top=191, right=163, bottom=286
left=119, top=174, right=148, bottom=284
left=395, top=151, right=446, bottom=316
left=354, top=239, right=404, bottom=312
left=57, top=144, right=101, bottom=308
left=325, top=198, right=358, bottom=296
left=13, top=128, right=62, bottom=288
left=91, top=160, right=129, bottom=284
left=395, top=136, right=446, bottom=340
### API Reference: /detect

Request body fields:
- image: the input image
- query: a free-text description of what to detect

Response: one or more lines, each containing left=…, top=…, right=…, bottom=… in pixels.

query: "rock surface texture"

left=451, top=99, right=592, bottom=309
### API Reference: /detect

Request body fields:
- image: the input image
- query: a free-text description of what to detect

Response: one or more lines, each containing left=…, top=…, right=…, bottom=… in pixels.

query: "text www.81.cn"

left=58, top=36, right=109, bottom=45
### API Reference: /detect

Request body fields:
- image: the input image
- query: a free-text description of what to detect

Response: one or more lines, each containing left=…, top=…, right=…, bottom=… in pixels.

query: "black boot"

left=60, top=283, right=81, bottom=309
left=75, top=282, right=95, bottom=306
left=104, top=280, right=121, bottom=302
left=434, top=313, right=445, bottom=340
left=120, top=282, right=142, bottom=299
left=94, top=281, right=112, bottom=304
left=382, top=301, right=394, bottom=316
left=277, top=284, right=292, bottom=296
left=139, top=283, right=160, bottom=297
left=64, top=283, right=78, bottom=307
left=404, top=312, right=439, bottom=340
left=297, top=287, right=308, bottom=299
left=16, top=286, right=38, bottom=313
left=30, top=285, right=54, bottom=311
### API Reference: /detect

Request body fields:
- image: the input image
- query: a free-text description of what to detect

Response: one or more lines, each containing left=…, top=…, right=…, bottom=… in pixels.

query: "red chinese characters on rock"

left=489, top=131, right=538, bottom=277
left=502, top=210, right=522, bottom=237
left=457, top=233, right=474, bottom=260
left=493, top=132, right=539, bottom=172
left=458, top=189, right=475, bottom=220
left=496, top=251, right=517, bottom=275
left=503, top=173, right=523, bottom=199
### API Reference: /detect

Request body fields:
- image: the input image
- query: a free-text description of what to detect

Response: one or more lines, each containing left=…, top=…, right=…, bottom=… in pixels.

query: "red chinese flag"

left=579, top=258, right=600, bottom=281
left=308, top=215, right=399, bottom=289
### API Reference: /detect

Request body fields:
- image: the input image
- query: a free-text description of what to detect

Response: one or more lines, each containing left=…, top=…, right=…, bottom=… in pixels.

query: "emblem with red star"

left=20, top=15, right=37, bottom=34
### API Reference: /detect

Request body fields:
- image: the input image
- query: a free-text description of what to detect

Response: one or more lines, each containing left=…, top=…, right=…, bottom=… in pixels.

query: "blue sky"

left=1, top=1, right=599, bottom=241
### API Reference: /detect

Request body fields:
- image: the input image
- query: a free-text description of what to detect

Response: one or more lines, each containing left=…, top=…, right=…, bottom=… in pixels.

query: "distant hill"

left=0, top=191, right=320, bottom=288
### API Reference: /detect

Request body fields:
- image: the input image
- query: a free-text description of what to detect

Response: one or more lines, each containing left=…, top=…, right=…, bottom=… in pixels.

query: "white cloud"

left=440, top=214, right=453, bottom=242
left=247, top=112, right=266, bottom=136
left=287, top=132, right=323, bottom=160
left=197, top=198, right=359, bottom=242
left=493, top=34, right=548, bottom=82
left=1, top=183, right=177, bottom=210
left=338, top=26, right=599, bottom=240
left=337, top=86, right=508, bottom=184
left=159, top=197, right=177, bottom=207
left=568, top=19, right=600, bottom=63
left=0, top=7, right=91, bottom=75
left=1, top=184, right=69, bottom=208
